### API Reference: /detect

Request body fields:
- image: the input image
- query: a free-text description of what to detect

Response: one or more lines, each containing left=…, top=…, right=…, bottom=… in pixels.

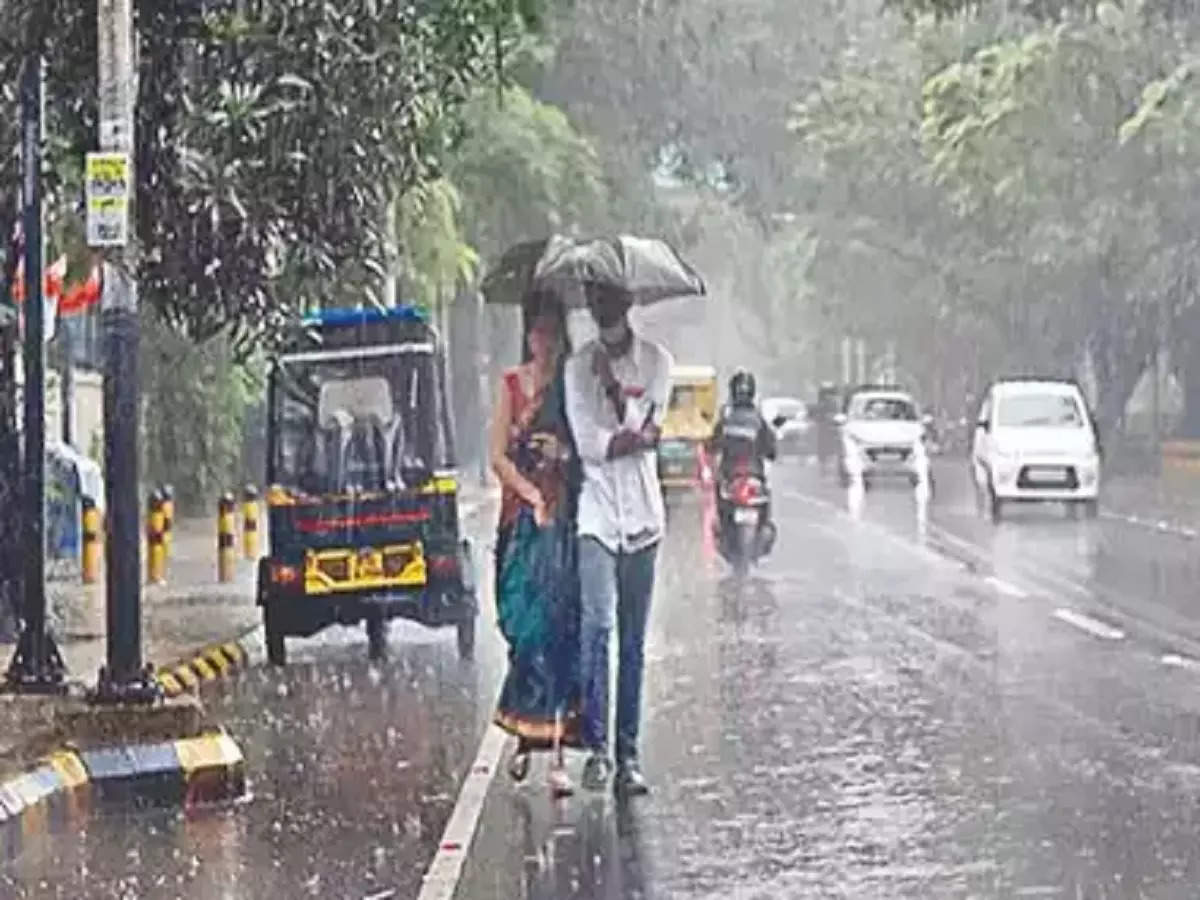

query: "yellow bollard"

left=146, top=490, right=167, bottom=585
left=218, top=493, right=236, bottom=583
left=160, top=484, right=175, bottom=561
left=81, top=496, right=102, bottom=585
left=242, top=485, right=260, bottom=561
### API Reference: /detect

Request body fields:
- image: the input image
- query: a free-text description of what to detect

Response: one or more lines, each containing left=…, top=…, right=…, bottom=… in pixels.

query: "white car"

left=836, top=389, right=932, bottom=488
left=971, top=379, right=1101, bottom=521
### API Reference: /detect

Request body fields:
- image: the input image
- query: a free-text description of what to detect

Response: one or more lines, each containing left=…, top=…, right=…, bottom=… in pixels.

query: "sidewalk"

left=2, top=516, right=259, bottom=687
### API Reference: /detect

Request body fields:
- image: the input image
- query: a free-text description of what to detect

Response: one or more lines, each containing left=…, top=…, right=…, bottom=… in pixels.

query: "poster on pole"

left=85, top=152, right=130, bottom=247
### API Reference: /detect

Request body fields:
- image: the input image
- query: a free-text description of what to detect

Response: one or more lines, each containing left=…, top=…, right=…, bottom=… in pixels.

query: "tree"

left=0, top=0, right=548, bottom=358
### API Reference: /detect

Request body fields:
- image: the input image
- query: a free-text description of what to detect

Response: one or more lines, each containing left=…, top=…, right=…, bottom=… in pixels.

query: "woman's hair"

left=522, top=289, right=570, bottom=361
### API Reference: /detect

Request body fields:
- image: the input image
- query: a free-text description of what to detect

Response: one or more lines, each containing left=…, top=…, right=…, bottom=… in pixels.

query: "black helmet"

left=729, top=369, right=756, bottom=406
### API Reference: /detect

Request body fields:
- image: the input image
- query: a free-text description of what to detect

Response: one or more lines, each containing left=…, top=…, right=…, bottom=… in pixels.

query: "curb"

left=155, top=634, right=255, bottom=699
left=0, top=729, right=246, bottom=864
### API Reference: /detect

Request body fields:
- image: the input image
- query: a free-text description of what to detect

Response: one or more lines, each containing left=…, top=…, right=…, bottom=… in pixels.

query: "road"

left=9, top=459, right=1200, bottom=898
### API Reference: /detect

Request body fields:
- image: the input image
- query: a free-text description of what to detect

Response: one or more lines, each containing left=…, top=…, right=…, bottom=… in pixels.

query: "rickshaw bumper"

left=262, top=588, right=476, bottom=637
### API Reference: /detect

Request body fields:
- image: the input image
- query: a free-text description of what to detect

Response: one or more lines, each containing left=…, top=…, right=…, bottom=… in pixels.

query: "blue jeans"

left=578, top=536, right=657, bottom=763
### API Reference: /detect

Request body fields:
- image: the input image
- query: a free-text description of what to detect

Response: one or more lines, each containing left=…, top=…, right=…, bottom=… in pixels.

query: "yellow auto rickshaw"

left=658, top=365, right=718, bottom=491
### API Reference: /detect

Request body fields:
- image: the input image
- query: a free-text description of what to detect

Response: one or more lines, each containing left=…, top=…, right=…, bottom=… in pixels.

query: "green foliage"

left=450, top=85, right=607, bottom=258
left=140, top=317, right=265, bottom=513
left=0, top=0, right=548, bottom=358
left=393, top=179, right=479, bottom=311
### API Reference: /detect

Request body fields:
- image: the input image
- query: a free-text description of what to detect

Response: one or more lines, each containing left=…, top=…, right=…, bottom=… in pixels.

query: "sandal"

left=508, top=749, right=531, bottom=783
left=548, top=764, right=574, bottom=798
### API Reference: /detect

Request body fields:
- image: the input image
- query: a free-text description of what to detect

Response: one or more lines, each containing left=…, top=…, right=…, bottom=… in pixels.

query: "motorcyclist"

left=710, top=369, right=778, bottom=552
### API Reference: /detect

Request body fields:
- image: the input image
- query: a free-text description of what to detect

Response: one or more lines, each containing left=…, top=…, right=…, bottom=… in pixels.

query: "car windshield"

left=849, top=396, right=917, bottom=421
left=996, top=392, right=1084, bottom=428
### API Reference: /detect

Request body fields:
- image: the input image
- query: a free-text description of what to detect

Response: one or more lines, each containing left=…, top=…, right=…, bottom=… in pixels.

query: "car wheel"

left=366, top=615, right=388, bottom=661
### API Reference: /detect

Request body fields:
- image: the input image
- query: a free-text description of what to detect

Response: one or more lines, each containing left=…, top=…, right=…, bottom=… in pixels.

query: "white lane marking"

left=1161, top=653, right=1200, bottom=671
left=416, top=724, right=507, bottom=900
left=1052, top=608, right=1125, bottom=642
left=985, top=576, right=1028, bottom=600
left=1100, top=509, right=1200, bottom=541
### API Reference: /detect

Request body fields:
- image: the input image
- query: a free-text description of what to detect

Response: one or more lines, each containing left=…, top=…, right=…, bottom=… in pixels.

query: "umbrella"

left=533, top=234, right=706, bottom=306
left=479, top=238, right=552, bottom=307
left=481, top=234, right=706, bottom=308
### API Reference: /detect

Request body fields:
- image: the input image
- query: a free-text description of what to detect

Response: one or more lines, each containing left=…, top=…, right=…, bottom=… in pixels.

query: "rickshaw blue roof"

left=301, top=306, right=427, bottom=328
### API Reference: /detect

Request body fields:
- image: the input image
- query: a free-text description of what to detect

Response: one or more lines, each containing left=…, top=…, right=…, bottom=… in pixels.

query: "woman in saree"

left=490, top=294, right=582, bottom=797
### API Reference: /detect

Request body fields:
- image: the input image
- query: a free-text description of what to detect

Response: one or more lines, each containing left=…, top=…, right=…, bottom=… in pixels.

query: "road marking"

left=1161, top=653, right=1200, bottom=671
left=416, top=724, right=507, bottom=900
left=985, top=575, right=1028, bottom=599
left=1052, top=608, right=1125, bottom=642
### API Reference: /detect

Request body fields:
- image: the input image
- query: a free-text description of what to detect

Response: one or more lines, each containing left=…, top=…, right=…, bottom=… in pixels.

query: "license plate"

left=874, top=452, right=902, bottom=462
left=1027, top=466, right=1067, bottom=484
left=733, top=508, right=758, bottom=524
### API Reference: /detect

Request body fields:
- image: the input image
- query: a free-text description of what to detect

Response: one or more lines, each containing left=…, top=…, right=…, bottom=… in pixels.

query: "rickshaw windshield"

left=271, top=344, right=451, bottom=494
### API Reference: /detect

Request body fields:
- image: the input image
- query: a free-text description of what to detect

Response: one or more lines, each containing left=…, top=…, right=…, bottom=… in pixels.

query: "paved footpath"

left=1, top=517, right=259, bottom=685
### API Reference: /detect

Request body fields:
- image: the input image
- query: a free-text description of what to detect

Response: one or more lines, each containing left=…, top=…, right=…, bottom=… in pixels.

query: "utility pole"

left=92, top=0, right=156, bottom=702
left=6, top=53, right=67, bottom=692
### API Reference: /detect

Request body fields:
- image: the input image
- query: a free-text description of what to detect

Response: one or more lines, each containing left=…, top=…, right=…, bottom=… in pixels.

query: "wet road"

left=10, top=460, right=1200, bottom=898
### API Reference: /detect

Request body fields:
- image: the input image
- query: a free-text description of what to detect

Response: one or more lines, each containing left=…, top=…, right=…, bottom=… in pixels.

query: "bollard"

left=159, top=484, right=174, bottom=561
left=146, top=490, right=167, bottom=585
left=81, top=497, right=102, bottom=585
left=218, top=493, right=236, bottom=583
left=242, top=485, right=260, bottom=561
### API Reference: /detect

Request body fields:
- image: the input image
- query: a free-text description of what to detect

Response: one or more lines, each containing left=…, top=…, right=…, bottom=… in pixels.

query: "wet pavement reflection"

left=13, top=461, right=1200, bottom=897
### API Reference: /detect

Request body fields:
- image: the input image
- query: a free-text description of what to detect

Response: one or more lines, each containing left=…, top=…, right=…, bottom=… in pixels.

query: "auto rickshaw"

left=257, top=305, right=477, bottom=665
left=657, top=365, right=718, bottom=492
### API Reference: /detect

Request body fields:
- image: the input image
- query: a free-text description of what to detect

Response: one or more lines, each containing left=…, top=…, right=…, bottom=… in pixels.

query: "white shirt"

left=565, top=336, right=673, bottom=554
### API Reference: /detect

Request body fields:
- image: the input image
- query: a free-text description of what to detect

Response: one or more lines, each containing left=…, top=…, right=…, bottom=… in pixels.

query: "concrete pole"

left=94, top=0, right=154, bottom=701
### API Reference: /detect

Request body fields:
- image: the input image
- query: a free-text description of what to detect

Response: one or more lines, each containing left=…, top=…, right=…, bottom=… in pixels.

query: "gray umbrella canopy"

left=481, top=234, right=706, bottom=308
left=532, top=234, right=706, bottom=307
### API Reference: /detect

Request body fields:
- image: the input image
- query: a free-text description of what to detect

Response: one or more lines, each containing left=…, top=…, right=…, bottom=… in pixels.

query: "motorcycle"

left=716, top=472, right=775, bottom=575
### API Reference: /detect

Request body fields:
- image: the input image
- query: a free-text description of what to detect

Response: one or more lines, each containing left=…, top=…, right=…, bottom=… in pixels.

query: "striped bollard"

left=218, top=494, right=236, bottom=583
left=81, top=496, right=102, bottom=584
left=146, top=490, right=167, bottom=585
left=242, top=485, right=260, bottom=561
left=160, top=484, right=175, bottom=561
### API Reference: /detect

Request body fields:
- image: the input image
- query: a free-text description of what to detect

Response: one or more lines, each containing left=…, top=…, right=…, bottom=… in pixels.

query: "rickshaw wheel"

left=366, top=615, right=388, bottom=661
left=264, top=604, right=287, bottom=667
left=457, top=612, right=476, bottom=661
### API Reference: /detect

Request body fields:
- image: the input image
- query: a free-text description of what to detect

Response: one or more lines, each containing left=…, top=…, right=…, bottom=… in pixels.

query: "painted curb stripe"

left=203, top=648, right=230, bottom=676
left=175, top=732, right=247, bottom=805
left=191, top=657, right=217, bottom=681
left=157, top=672, right=184, bottom=697
left=222, top=642, right=245, bottom=665
left=174, top=665, right=200, bottom=690
left=416, top=725, right=508, bottom=900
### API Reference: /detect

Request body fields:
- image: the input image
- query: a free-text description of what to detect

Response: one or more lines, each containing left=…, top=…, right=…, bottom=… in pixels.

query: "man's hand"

left=606, top=430, right=645, bottom=459
left=639, top=423, right=661, bottom=449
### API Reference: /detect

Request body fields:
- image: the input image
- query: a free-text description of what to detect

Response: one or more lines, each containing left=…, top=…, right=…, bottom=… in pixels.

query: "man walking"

left=564, top=284, right=672, bottom=795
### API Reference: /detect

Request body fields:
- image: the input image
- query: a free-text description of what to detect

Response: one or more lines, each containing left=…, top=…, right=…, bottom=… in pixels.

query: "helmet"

left=729, top=369, right=756, bottom=406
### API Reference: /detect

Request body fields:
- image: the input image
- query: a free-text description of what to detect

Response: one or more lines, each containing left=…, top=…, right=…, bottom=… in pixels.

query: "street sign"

left=85, top=152, right=130, bottom=247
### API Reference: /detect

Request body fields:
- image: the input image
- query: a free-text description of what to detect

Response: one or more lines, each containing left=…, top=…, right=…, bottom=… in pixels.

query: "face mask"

left=591, top=299, right=629, bottom=330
